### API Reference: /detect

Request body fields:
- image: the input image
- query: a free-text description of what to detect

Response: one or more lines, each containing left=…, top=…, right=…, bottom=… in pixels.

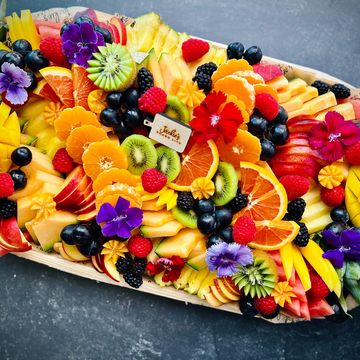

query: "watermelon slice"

left=300, top=301, right=311, bottom=320
left=284, top=298, right=301, bottom=317
left=268, top=250, right=282, bottom=266
left=253, top=63, right=283, bottom=82
left=339, top=98, right=360, bottom=119
left=308, top=298, right=335, bottom=318
left=35, top=20, right=62, bottom=30
left=38, top=25, right=60, bottom=40
left=292, top=275, right=307, bottom=303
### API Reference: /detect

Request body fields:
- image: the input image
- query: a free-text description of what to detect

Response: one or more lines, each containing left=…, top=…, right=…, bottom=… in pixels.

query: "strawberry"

left=127, top=235, right=153, bottom=258
left=321, top=186, right=345, bottom=207
left=0, top=173, right=14, bottom=198
left=52, top=148, right=75, bottom=173
left=279, top=175, right=310, bottom=201
left=255, top=93, right=279, bottom=120
left=254, top=295, right=278, bottom=316
left=182, top=38, right=210, bottom=62
left=141, top=168, right=167, bottom=193
left=40, top=36, right=67, bottom=66
left=252, top=64, right=283, bottom=82
left=345, top=141, right=360, bottom=165
left=233, top=216, right=256, bottom=245
left=307, top=272, right=329, bottom=299
left=138, top=87, right=167, bottom=115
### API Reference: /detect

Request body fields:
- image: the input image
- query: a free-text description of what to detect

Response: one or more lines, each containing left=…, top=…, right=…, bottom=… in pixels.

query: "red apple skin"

left=98, top=255, right=120, bottom=282
left=223, top=277, right=241, bottom=295
left=109, top=23, right=120, bottom=43
left=0, top=245, right=9, bottom=257
left=91, top=255, right=103, bottom=273
left=110, top=17, right=127, bottom=45
left=0, top=217, right=22, bottom=247
left=270, top=162, right=319, bottom=179
left=73, top=199, right=96, bottom=215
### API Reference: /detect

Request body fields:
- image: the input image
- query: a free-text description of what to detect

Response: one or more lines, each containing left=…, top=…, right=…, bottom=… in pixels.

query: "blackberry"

left=177, top=192, right=195, bottom=211
left=193, top=73, right=212, bottom=93
left=311, top=80, right=330, bottom=95
left=0, top=198, right=17, bottom=219
left=124, top=271, right=143, bottom=288
left=293, top=222, right=310, bottom=247
left=226, top=192, right=248, bottom=213
left=330, top=83, right=351, bottom=99
left=137, top=67, right=154, bottom=94
left=116, top=256, right=132, bottom=274
left=195, top=62, right=217, bottom=77
left=287, top=198, right=306, bottom=222
left=132, top=257, right=147, bottom=276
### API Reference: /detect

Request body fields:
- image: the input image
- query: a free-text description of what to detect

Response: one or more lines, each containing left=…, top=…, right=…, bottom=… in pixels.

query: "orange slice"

left=33, top=79, right=60, bottom=102
left=39, top=66, right=75, bottom=107
left=216, top=129, right=261, bottom=167
left=253, top=84, right=278, bottom=101
left=169, top=140, right=219, bottom=191
left=66, top=125, right=108, bottom=164
left=234, top=161, right=288, bottom=221
left=214, top=75, right=255, bottom=113
left=72, top=64, right=97, bottom=110
left=92, top=168, right=140, bottom=193
left=212, top=59, right=253, bottom=84
left=82, top=139, right=128, bottom=180
left=54, top=106, right=101, bottom=141
left=88, top=89, right=107, bottom=114
left=248, top=220, right=300, bottom=250
left=233, top=70, right=265, bottom=85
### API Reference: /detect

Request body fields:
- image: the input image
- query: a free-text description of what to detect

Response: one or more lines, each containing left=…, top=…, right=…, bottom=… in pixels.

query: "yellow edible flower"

left=271, top=281, right=296, bottom=307
left=318, top=164, right=344, bottom=189
left=43, top=102, right=65, bottom=126
left=101, top=240, right=128, bottom=264
left=190, top=177, right=215, bottom=200
left=30, top=193, right=57, bottom=221
left=177, top=81, right=205, bottom=108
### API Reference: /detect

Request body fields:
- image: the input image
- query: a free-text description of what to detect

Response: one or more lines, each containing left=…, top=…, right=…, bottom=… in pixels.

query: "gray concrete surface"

left=2, top=1, right=360, bottom=359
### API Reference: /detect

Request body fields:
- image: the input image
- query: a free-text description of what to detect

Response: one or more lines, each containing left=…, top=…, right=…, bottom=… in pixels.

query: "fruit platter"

left=1, top=4, right=360, bottom=323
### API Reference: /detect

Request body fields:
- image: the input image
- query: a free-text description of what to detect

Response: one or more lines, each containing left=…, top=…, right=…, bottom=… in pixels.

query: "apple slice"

left=214, top=279, right=241, bottom=301
left=74, top=199, right=96, bottom=215
left=0, top=217, right=23, bottom=247
left=210, top=285, right=231, bottom=303
left=58, top=243, right=76, bottom=261
left=223, top=277, right=241, bottom=295
left=62, top=241, right=90, bottom=262
left=77, top=209, right=97, bottom=222
left=109, top=23, right=120, bottom=43
left=98, top=254, right=120, bottom=282
left=110, top=17, right=127, bottom=45
left=74, top=185, right=95, bottom=210
left=91, top=255, right=103, bottom=273
left=0, top=245, right=9, bottom=257
left=204, top=292, right=223, bottom=307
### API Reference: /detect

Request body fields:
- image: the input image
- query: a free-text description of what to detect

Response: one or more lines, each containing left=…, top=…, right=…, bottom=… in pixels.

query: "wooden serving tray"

left=12, top=6, right=360, bottom=323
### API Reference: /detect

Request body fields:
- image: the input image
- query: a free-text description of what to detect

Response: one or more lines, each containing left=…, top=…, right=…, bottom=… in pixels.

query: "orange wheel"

left=92, top=168, right=140, bottom=193
left=87, top=89, right=108, bottom=114
left=54, top=106, right=101, bottom=141
left=254, top=84, right=278, bottom=101
left=66, top=125, right=108, bottom=163
left=82, top=139, right=128, bottom=180
left=72, top=64, right=97, bottom=110
left=212, top=59, right=253, bottom=84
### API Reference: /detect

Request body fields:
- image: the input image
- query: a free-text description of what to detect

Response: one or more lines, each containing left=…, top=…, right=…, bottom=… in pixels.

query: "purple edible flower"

left=96, top=196, right=143, bottom=238
left=61, top=22, right=105, bottom=67
left=206, top=242, right=253, bottom=277
left=322, top=228, right=360, bottom=268
left=0, top=62, right=31, bottom=105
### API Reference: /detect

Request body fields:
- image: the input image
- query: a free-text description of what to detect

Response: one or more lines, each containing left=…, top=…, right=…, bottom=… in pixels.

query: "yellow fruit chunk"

left=287, top=78, right=307, bottom=97
left=281, top=96, right=303, bottom=113
left=315, top=102, right=355, bottom=121
left=280, top=242, right=294, bottom=280
left=318, top=165, right=344, bottom=189
left=159, top=53, right=183, bottom=95
left=0, top=102, right=11, bottom=126
left=20, top=10, right=40, bottom=49
left=0, top=112, right=20, bottom=147
left=296, top=86, right=318, bottom=103
left=190, top=177, right=215, bottom=199
left=177, top=81, right=205, bottom=108
left=292, top=244, right=311, bottom=291
left=345, top=166, right=360, bottom=226
left=43, top=102, right=66, bottom=126
left=266, top=75, right=288, bottom=91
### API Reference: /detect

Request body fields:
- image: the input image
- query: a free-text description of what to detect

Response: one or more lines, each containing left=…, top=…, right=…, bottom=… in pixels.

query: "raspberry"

left=311, top=80, right=330, bottom=95
left=255, top=93, right=279, bottom=121
left=138, top=87, right=167, bottom=115
left=307, top=272, right=329, bottom=299
left=127, top=235, right=153, bottom=258
left=321, top=186, right=345, bottom=207
left=40, top=37, right=67, bottom=66
left=345, top=141, right=360, bottom=165
left=182, top=38, right=210, bottom=62
left=52, top=148, right=75, bottom=173
left=279, top=175, right=310, bottom=201
left=141, top=168, right=167, bottom=193
left=0, top=173, right=14, bottom=198
left=233, top=215, right=256, bottom=245
left=253, top=295, right=278, bottom=316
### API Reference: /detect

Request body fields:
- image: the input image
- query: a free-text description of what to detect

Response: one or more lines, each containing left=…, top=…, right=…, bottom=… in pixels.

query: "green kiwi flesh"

left=156, top=146, right=181, bottom=182
left=164, top=95, right=190, bottom=123
left=211, top=162, right=238, bottom=206
left=171, top=207, right=197, bottom=229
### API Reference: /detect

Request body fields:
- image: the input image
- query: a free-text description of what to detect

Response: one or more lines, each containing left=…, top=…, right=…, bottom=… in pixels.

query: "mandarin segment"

left=211, top=59, right=253, bottom=84
left=233, top=70, right=265, bottom=85
left=253, top=83, right=278, bottom=101
left=87, top=89, right=108, bottom=114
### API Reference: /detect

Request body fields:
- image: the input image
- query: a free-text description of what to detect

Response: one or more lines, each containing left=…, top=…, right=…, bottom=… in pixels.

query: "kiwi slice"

left=164, top=95, right=190, bottom=123
left=211, top=162, right=238, bottom=206
left=172, top=207, right=197, bottom=229
left=121, top=135, right=157, bottom=175
left=87, top=43, right=136, bottom=91
left=156, top=146, right=181, bottom=182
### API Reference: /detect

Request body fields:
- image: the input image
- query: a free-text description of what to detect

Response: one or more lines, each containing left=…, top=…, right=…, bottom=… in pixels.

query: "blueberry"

left=0, top=51, right=25, bottom=68
left=325, top=293, right=349, bottom=323
left=78, top=239, right=103, bottom=256
left=273, top=106, right=288, bottom=124
left=330, top=207, right=349, bottom=224
left=215, top=208, right=233, bottom=229
left=106, top=92, right=123, bottom=109
left=325, top=222, right=345, bottom=235
left=243, top=46, right=262, bottom=65
left=11, top=146, right=32, bottom=166
left=227, top=42, right=245, bottom=60
left=239, top=296, right=258, bottom=317
left=95, top=25, right=113, bottom=44
left=267, top=124, right=289, bottom=145
left=123, top=88, right=140, bottom=108
left=122, top=108, right=143, bottom=129
left=0, top=49, right=8, bottom=62
left=25, top=71, right=38, bottom=92
left=25, top=50, right=49, bottom=72
left=72, top=224, right=93, bottom=245
left=12, top=39, right=32, bottom=57
left=60, top=23, right=72, bottom=36
left=10, top=169, right=27, bottom=190
left=218, top=226, right=233, bottom=243
left=100, top=108, right=121, bottom=127
left=248, top=113, right=268, bottom=138
left=207, top=233, right=224, bottom=248
left=197, top=213, right=217, bottom=234
left=60, top=224, right=77, bottom=245
left=260, top=139, right=276, bottom=161
left=194, top=199, right=216, bottom=215
left=74, top=16, right=95, bottom=28
left=114, top=121, right=133, bottom=139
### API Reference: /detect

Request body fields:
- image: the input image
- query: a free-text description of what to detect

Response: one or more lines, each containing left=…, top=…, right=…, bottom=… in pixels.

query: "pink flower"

left=309, top=111, right=360, bottom=162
